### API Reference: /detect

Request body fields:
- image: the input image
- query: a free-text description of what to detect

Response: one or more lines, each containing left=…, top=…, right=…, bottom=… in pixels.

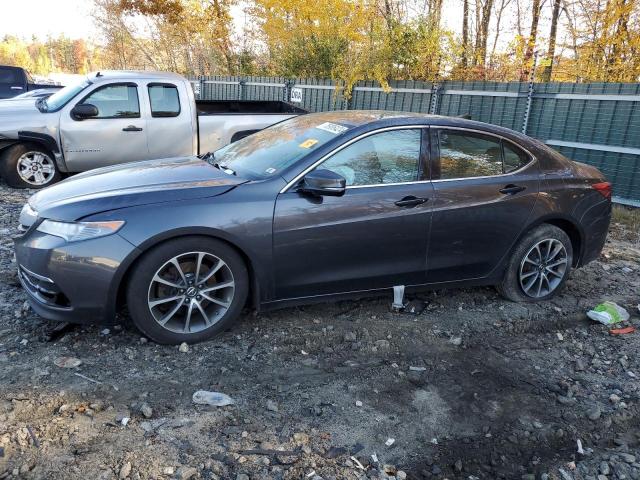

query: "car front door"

left=272, top=127, right=433, bottom=300
left=426, top=127, right=540, bottom=283
left=59, top=82, right=149, bottom=171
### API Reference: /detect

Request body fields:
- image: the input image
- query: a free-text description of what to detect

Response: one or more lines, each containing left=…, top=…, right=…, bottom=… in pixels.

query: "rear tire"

left=498, top=224, right=573, bottom=302
left=0, top=143, right=61, bottom=189
left=126, top=237, right=249, bottom=344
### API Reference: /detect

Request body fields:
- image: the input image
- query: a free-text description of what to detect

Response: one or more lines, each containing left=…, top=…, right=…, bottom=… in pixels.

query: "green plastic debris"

left=586, top=301, right=629, bottom=325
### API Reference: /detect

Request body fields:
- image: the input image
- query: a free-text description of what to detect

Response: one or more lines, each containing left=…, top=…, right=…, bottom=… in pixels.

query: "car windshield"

left=42, top=78, right=91, bottom=112
left=212, top=115, right=352, bottom=179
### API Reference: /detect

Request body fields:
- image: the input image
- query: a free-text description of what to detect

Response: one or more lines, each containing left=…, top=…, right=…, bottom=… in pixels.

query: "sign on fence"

left=290, top=87, right=303, bottom=103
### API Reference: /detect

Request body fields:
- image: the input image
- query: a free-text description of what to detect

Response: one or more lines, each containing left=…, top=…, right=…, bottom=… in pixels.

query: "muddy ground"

left=0, top=183, right=639, bottom=480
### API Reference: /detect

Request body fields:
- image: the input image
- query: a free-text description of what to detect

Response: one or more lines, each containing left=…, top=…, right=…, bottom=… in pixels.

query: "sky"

left=0, top=0, right=95, bottom=40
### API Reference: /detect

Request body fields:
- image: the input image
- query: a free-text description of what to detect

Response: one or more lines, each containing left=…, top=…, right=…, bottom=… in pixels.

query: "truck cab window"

left=81, top=84, right=140, bottom=119
left=148, top=84, right=180, bottom=117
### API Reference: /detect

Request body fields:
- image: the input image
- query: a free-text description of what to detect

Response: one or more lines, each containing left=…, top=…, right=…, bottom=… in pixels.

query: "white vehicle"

left=0, top=71, right=306, bottom=188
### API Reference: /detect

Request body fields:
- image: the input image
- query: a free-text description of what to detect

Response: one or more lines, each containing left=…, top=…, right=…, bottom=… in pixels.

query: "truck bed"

left=196, top=100, right=307, bottom=115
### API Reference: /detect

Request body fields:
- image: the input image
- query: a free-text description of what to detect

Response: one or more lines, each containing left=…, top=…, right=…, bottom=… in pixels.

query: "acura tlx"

left=13, top=111, right=611, bottom=344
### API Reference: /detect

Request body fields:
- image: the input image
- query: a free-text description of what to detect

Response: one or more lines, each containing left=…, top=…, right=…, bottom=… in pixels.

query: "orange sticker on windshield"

left=299, top=139, right=319, bottom=149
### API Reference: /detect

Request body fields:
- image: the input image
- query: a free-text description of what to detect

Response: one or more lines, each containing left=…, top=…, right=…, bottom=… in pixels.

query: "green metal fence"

left=190, top=76, right=640, bottom=206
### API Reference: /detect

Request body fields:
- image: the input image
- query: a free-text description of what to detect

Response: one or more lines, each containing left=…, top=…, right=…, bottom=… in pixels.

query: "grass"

left=611, top=205, right=640, bottom=244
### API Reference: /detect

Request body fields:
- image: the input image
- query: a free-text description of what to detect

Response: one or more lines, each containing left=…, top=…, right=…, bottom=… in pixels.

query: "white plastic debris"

left=385, top=438, right=395, bottom=447
left=587, top=301, right=629, bottom=325
left=121, top=417, right=130, bottom=426
left=192, top=390, right=234, bottom=406
left=577, top=439, right=585, bottom=455
left=409, top=366, right=427, bottom=372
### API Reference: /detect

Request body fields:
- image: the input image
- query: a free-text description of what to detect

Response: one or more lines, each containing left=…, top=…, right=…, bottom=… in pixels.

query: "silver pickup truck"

left=0, top=71, right=306, bottom=188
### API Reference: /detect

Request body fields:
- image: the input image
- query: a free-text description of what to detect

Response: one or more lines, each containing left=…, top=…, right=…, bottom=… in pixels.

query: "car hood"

left=0, top=99, right=44, bottom=135
left=29, top=156, right=248, bottom=222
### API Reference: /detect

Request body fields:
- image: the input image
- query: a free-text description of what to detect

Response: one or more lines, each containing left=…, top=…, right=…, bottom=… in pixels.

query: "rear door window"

left=148, top=84, right=180, bottom=117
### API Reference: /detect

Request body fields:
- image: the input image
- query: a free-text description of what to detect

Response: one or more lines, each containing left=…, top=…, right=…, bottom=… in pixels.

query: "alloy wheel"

left=16, top=151, right=56, bottom=186
left=147, top=251, right=235, bottom=333
left=519, top=238, right=568, bottom=298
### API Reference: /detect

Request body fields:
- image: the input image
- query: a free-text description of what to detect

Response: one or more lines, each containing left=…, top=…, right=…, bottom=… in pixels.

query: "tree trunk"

left=520, top=0, right=542, bottom=81
left=461, top=0, right=469, bottom=72
left=541, top=0, right=561, bottom=81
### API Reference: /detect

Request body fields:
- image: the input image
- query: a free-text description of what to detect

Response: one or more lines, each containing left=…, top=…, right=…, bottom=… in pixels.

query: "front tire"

left=498, top=224, right=573, bottom=302
left=0, top=143, right=61, bottom=188
left=127, top=237, right=249, bottom=344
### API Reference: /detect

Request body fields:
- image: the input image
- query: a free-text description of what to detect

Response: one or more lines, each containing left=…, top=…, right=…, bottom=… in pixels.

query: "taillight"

left=592, top=182, right=612, bottom=200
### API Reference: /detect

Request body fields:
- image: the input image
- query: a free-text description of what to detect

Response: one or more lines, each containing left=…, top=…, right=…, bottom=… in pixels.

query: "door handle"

left=395, top=196, right=428, bottom=207
left=122, top=125, right=143, bottom=132
left=499, top=184, right=526, bottom=195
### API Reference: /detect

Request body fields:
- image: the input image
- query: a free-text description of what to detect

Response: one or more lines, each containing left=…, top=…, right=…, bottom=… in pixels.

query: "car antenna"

left=96, top=71, right=103, bottom=77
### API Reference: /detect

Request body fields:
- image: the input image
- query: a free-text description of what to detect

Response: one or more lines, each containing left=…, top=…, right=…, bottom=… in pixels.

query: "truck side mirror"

left=71, top=104, right=99, bottom=120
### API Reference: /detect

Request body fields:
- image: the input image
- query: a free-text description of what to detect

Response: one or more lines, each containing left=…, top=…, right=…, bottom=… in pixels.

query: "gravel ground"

left=1, top=182, right=639, bottom=480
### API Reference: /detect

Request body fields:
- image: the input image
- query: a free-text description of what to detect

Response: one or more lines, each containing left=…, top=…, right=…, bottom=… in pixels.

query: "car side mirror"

left=71, top=103, right=99, bottom=120
left=300, top=169, right=346, bottom=197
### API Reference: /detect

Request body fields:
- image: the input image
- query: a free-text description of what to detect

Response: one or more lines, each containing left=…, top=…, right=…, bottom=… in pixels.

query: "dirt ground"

left=1, top=183, right=639, bottom=480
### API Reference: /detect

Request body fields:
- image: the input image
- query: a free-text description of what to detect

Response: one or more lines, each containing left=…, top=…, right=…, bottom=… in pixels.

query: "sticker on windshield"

left=265, top=167, right=277, bottom=174
left=299, top=138, right=319, bottom=149
left=316, top=122, right=348, bottom=135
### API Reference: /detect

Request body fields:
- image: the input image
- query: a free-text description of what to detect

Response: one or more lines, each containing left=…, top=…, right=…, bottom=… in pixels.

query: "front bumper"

left=13, top=229, right=139, bottom=325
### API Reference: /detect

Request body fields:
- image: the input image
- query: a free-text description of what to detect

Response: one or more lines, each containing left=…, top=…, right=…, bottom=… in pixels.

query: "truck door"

left=144, top=81, right=195, bottom=159
left=59, top=82, right=149, bottom=171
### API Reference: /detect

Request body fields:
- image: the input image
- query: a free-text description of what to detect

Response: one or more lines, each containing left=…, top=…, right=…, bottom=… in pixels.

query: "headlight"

left=36, top=220, right=125, bottom=242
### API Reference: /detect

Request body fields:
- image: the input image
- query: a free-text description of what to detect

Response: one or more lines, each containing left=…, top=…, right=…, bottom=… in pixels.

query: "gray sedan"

left=13, top=111, right=611, bottom=344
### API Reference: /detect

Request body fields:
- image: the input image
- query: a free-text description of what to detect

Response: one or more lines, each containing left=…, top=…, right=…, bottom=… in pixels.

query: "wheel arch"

left=111, top=229, right=262, bottom=320
left=516, top=214, right=585, bottom=267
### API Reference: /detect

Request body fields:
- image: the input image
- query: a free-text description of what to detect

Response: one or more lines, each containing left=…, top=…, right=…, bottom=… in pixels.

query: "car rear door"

left=59, top=82, right=149, bottom=171
left=426, top=127, right=540, bottom=283
left=272, top=127, right=433, bottom=300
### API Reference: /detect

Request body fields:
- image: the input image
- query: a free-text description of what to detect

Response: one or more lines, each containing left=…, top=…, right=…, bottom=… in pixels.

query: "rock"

left=586, top=405, right=601, bottom=421
left=405, top=299, right=425, bottom=314
left=355, top=400, right=363, bottom=407
left=449, top=337, right=462, bottom=346
left=293, top=432, right=309, bottom=445
left=236, top=474, right=249, bottom=480
left=192, top=391, right=234, bottom=407
left=139, top=402, right=153, bottom=418
left=609, top=393, right=621, bottom=403
left=575, top=358, right=587, bottom=371
left=176, top=466, right=198, bottom=480
left=619, top=453, right=636, bottom=463
left=599, top=461, right=610, bottom=475
left=454, top=459, right=463, bottom=472
left=396, top=471, right=407, bottom=480
left=375, top=339, right=390, bottom=349
left=118, top=461, right=132, bottom=479
left=266, top=400, right=278, bottom=412
left=54, top=357, right=82, bottom=368
left=344, top=332, right=357, bottom=342
left=556, top=332, right=564, bottom=341
left=162, top=467, right=174, bottom=475
left=178, top=342, right=189, bottom=353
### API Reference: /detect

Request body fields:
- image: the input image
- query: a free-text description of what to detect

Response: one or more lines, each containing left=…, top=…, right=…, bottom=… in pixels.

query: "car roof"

left=87, top=70, right=186, bottom=83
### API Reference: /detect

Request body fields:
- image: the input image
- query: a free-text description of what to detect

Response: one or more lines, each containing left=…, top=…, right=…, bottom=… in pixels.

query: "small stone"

left=139, top=402, right=153, bottom=418
left=609, top=393, right=621, bottom=403
left=449, top=337, right=462, bottom=346
left=619, top=453, right=636, bottom=463
left=119, top=461, right=132, bottom=479
left=574, top=358, right=587, bottom=371
left=587, top=405, right=601, bottom=421
left=454, top=459, right=463, bottom=472
left=556, top=332, right=564, bottom=341
left=355, top=400, right=363, bottom=407
left=385, top=438, right=395, bottom=447
left=375, top=339, right=390, bottom=349
left=101, top=328, right=110, bottom=335
left=176, top=466, right=198, bottom=480
left=396, top=471, right=407, bottom=480
left=54, top=357, right=82, bottom=368
left=266, top=400, right=278, bottom=412
left=163, top=467, right=175, bottom=475
left=344, top=332, right=357, bottom=342
left=599, top=461, right=610, bottom=475
left=236, top=474, right=249, bottom=480
left=178, top=342, right=189, bottom=353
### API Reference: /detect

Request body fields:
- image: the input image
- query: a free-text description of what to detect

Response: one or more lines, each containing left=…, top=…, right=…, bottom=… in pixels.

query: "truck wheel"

left=0, top=143, right=61, bottom=189
left=498, top=224, right=573, bottom=302
left=126, top=237, right=249, bottom=344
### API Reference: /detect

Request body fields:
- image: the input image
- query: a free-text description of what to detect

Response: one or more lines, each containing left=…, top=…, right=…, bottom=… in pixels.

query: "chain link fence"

left=190, top=76, right=640, bottom=207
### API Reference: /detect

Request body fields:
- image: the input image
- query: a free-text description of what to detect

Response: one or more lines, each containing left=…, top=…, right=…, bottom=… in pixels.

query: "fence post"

left=343, top=81, right=351, bottom=110
left=521, top=52, right=539, bottom=135
left=284, top=79, right=294, bottom=103
left=239, top=78, right=246, bottom=101
left=199, top=76, right=205, bottom=100
left=429, top=83, right=440, bottom=115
